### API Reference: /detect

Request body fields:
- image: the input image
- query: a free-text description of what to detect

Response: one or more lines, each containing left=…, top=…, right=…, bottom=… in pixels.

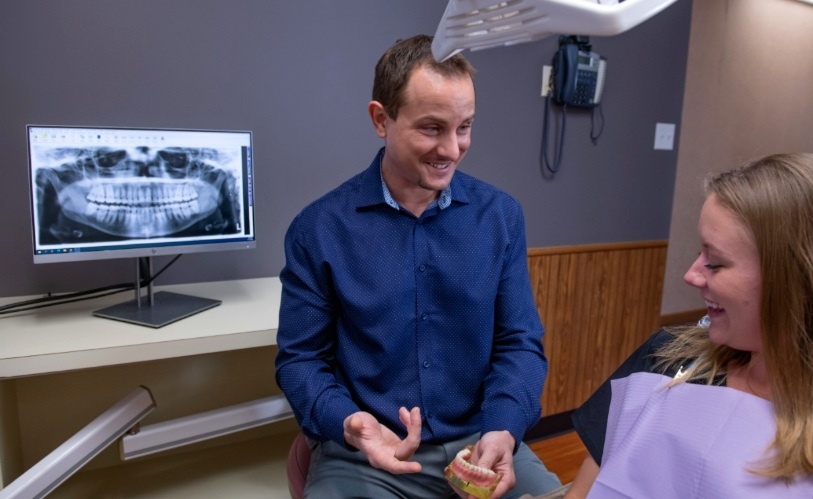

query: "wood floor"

left=528, top=431, right=587, bottom=485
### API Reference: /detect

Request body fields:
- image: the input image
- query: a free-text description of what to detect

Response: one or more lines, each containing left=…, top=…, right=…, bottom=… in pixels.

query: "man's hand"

left=343, top=406, right=423, bottom=474
left=450, top=430, right=516, bottom=499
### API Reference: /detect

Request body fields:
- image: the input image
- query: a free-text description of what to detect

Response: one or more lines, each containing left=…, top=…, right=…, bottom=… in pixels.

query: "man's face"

left=372, top=66, right=475, bottom=200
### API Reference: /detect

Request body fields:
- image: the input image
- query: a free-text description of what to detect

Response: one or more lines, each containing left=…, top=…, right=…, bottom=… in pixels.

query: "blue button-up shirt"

left=275, top=148, right=548, bottom=448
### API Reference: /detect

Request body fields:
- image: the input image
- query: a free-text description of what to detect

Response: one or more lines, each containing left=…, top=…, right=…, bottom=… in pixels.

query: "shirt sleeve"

left=571, top=329, right=674, bottom=465
left=479, top=203, right=548, bottom=448
left=274, top=214, right=360, bottom=445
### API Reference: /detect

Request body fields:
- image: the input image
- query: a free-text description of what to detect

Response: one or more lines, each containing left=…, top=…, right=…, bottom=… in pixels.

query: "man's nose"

left=436, top=132, right=461, bottom=159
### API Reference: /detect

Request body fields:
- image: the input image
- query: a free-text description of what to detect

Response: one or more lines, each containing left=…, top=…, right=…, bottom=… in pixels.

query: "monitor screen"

left=27, top=125, right=256, bottom=264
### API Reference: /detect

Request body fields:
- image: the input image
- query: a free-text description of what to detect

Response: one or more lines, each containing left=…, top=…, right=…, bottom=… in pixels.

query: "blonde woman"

left=566, top=153, right=813, bottom=497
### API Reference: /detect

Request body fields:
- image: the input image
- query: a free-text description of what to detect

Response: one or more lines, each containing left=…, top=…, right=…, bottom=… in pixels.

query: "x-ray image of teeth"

left=32, top=145, right=243, bottom=244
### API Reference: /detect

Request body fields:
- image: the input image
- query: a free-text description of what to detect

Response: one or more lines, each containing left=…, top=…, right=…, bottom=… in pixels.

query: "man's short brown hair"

left=372, top=34, right=476, bottom=120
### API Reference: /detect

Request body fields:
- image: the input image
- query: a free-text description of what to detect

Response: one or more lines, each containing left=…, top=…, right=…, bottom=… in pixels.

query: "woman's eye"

left=704, top=263, right=723, bottom=271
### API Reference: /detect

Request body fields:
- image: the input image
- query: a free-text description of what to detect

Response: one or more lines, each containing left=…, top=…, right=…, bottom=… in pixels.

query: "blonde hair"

left=657, top=153, right=813, bottom=480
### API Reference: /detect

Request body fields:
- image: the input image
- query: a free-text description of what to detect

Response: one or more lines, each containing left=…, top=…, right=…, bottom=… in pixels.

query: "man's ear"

left=368, top=101, right=388, bottom=138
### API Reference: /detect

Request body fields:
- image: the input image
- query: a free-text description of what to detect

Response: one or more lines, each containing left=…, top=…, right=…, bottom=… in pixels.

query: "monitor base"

left=94, top=291, right=221, bottom=328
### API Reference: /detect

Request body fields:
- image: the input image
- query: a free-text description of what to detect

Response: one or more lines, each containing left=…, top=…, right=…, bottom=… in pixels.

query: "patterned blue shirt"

left=275, top=148, right=548, bottom=447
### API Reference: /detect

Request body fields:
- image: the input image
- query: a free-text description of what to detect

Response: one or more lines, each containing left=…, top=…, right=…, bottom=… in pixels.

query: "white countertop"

left=0, top=277, right=281, bottom=378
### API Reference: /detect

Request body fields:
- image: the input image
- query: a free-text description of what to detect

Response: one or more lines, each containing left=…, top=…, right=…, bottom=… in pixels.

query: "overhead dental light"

left=432, top=0, right=680, bottom=61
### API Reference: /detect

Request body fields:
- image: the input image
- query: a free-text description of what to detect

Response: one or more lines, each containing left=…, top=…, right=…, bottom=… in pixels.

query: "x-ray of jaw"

left=33, top=146, right=243, bottom=244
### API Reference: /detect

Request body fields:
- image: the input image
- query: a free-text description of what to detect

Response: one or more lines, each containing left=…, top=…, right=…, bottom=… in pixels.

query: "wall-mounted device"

left=551, top=36, right=607, bottom=108
left=541, top=36, right=606, bottom=176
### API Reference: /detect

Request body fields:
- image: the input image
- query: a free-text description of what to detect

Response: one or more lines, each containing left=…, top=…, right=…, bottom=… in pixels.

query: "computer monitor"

left=26, top=125, right=256, bottom=327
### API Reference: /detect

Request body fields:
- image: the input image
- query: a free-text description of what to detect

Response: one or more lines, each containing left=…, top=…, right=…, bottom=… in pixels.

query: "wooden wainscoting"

left=528, top=241, right=667, bottom=416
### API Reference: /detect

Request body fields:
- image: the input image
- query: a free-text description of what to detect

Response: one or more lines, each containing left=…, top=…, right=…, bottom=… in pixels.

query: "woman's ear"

left=368, top=101, right=388, bottom=138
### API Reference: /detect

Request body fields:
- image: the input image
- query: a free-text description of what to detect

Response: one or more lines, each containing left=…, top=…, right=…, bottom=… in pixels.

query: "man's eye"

left=704, top=263, right=723, bottom=271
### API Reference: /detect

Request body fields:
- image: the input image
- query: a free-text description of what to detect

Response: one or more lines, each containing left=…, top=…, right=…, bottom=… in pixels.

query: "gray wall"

left=0, top=0, right=692, bottom=298
left=662, top=0, right=813, bottom=315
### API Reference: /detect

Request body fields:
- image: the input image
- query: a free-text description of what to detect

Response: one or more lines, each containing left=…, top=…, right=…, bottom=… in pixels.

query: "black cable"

left=0, top=255, right=182, bottom=315
left=0, top=287, right=135, bottom=315
left=0, top=282, right=131, bottom=313
left=590, top=103, right=605, bottom=146
left=541, top=96, right=568, bottom=175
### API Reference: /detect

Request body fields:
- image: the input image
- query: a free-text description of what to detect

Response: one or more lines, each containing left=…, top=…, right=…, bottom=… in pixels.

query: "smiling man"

left=275, top=35, right=561, bottom=498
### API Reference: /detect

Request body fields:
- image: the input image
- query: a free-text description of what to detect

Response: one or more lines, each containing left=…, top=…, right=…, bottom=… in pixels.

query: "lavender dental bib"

left=588, top=372, right=813, bottom=498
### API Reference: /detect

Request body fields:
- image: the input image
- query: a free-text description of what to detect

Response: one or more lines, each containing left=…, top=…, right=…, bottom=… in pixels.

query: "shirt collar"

left=377, top=150, right=452, bottom=211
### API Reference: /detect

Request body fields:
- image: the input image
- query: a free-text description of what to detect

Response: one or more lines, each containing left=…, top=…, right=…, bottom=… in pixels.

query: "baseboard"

left=660, top=308, right=706, bottom=327
left=524, top=411, right=574, bottom=442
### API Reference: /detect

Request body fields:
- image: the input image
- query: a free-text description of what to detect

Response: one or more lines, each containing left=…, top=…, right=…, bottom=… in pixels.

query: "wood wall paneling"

left=528, top=241, right=667, bottom=416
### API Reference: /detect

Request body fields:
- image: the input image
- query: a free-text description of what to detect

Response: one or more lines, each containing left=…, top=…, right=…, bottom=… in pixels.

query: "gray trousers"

left=304, top=433, right=562, bottom=499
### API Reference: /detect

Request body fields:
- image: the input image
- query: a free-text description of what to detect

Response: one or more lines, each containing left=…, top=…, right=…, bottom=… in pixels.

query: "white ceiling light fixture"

left=432, top=0, right=680, bottom=61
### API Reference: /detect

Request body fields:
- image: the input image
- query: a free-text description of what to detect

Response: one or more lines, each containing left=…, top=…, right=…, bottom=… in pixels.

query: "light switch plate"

left=541, top=65, right=552, bottom=97
left=654, top=123, right=676, bottom=150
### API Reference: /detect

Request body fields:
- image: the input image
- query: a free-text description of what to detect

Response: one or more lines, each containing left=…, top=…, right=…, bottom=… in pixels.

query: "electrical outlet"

left=541, top=65, right=552, bottom=97
left=654, top=123, right=675, bottom=150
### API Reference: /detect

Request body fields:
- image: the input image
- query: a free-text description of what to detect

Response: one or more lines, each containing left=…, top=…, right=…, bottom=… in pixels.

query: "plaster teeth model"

left=444, top=445, right=502, bottom=499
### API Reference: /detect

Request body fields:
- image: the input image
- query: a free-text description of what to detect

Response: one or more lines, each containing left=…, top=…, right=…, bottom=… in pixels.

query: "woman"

left=566, top=153, right=813, bottom=497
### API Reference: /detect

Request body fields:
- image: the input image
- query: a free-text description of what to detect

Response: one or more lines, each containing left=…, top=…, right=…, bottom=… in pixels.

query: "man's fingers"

left=343, top=412, right=370, bottom=448
left=343, top=408, right=424, bottom=475
left=394, top=440, right=419, bottom=461
left=394, top=407, right=421, bottom=461
left=348, top=413, right=365, bottom=433
left=405, top=407, right=422, bottom=435
left=392, top=461, right=423, bottom=474
left=373, top=457, right=422, bottom=475
left=398, top=406, right=420, bottom=428
left=472, top=445, right=496, bottom=471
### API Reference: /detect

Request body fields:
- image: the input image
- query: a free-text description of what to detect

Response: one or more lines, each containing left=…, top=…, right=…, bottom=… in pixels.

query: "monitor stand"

left=93, top=257, right=221, bottom=328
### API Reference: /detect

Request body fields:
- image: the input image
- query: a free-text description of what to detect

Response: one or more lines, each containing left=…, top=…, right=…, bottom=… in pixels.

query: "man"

left=275, top=34, right=561, bottom=498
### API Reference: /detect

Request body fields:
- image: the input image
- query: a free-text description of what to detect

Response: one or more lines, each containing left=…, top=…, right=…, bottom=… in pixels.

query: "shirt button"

left=421, top=314, right=427, bottom=320
left=423, top=361, right=430, bottom=368
left=418, top=264, right=426, bottom=272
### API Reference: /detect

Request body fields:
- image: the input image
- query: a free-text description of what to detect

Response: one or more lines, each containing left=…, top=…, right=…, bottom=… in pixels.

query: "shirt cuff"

left=312, top=390, right=361, bottom=449
left=480, top=403, right=534, bottom=453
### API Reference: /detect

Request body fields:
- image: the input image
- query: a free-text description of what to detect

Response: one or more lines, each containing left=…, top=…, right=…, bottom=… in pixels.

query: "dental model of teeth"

left=444, top=445, right=503, bottom=499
